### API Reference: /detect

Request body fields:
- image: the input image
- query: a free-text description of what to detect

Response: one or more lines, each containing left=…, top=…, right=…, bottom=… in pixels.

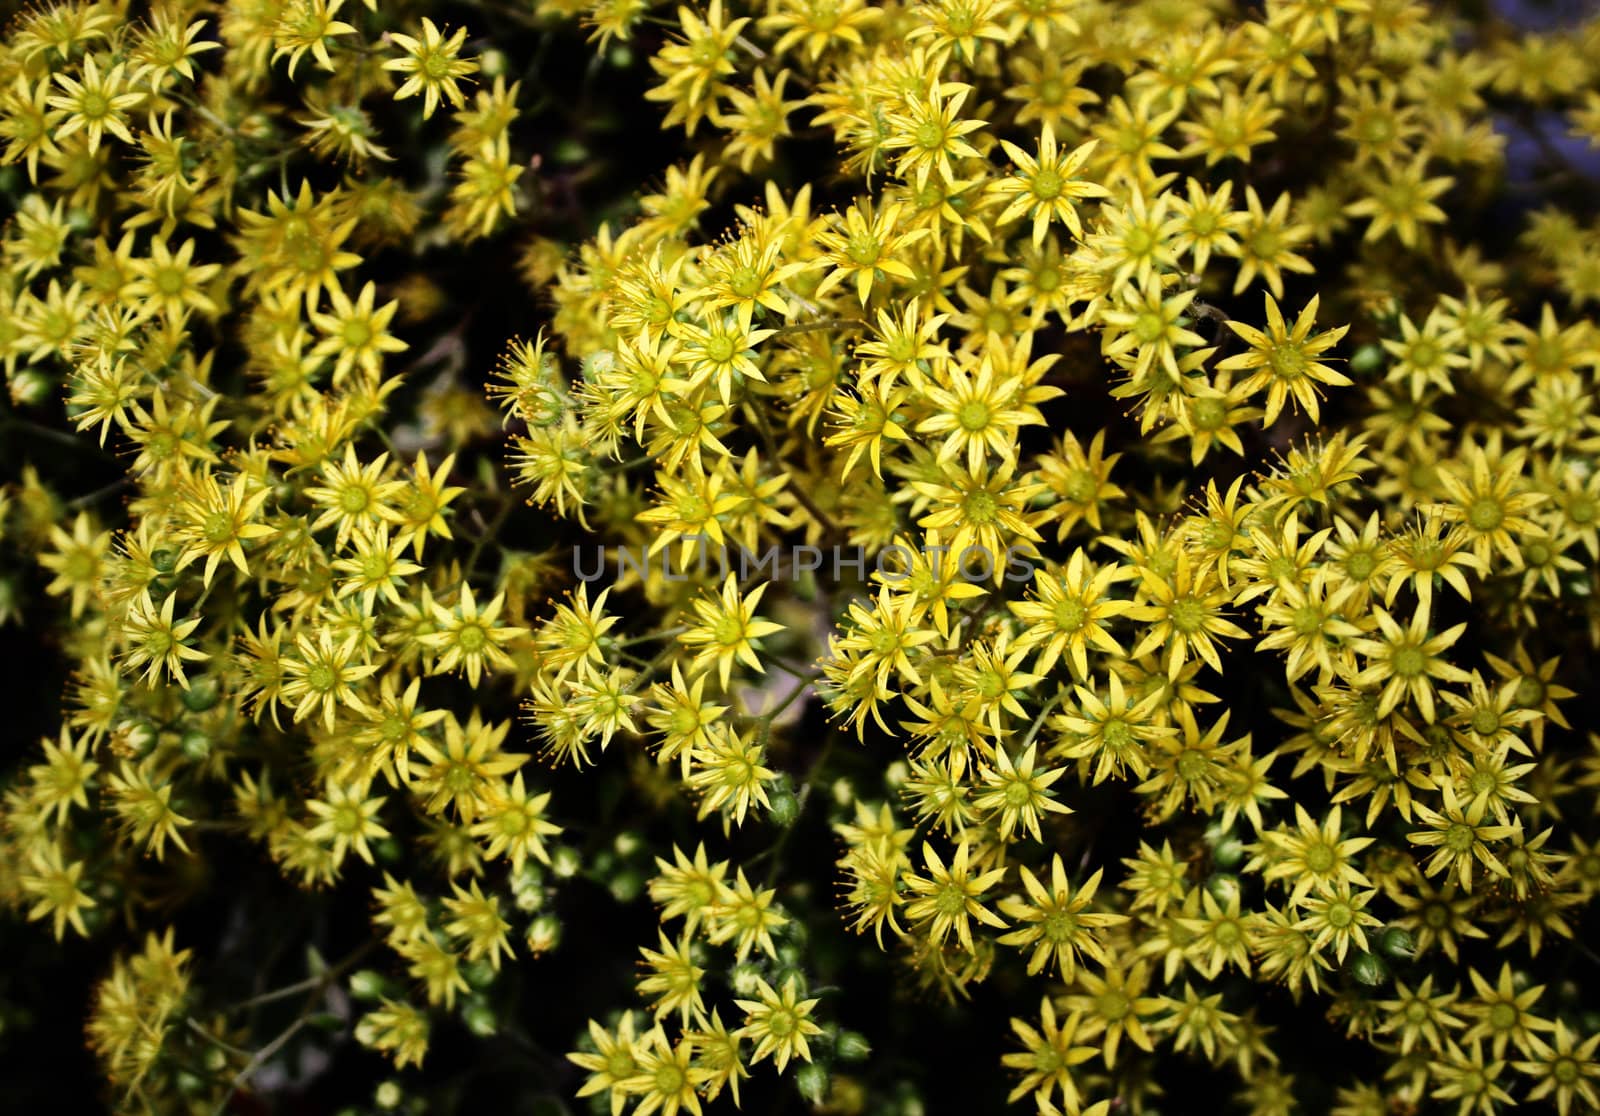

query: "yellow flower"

left=1347, top=605, right=1471, bottom=722
left=1220, top=293, right=1351, bottom=425
left=172, top=471, right=275, bottom=586
left=812, top=199, right=927, bottom=307
left=384, top=17, right=478, bottom=119
left=883, top=82, right=986, bottom=190
left=420, top=585, right=528, bottom=687
left=310, top=280, right=408, bottom=383
left=39, top=511, right=111, bottom=617
left=916, top=353, right=1052, bottom=472
left=1002, top=997, right=1098, bottom=1114
left=1128, top=550, right=1248, bottom=679
left=902, top=838, right=1008, bottom=952
left=281, top=627, right=379, bottom=729
left=20, top=843, right=96, bottom=940
left=678, top=574, right=785, bottom=689
left=1009, top=549, right=1131, bottom=678
left=120, top=591, right=209, bottom=689
left=48, top=56, right=141, bottom=153
left=991, top=125, right=1107, bottom=246
left=997, top=857, right=1122, bottom=977
left=734, top=975, right=823, bottom=1073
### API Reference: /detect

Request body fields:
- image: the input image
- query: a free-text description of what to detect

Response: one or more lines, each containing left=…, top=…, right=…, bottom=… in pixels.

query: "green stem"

left=1018, top=686, right=1067, bottom=752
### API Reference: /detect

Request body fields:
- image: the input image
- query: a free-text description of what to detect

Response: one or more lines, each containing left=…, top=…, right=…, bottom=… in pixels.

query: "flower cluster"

left=3, top=0, right=1600, bottom=1115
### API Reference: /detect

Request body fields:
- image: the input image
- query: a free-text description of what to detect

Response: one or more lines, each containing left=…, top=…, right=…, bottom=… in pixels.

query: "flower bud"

left=551, top=846, right=581, bottom=878
left=462, top=999, right=497, bottom=1037
left=123, top=721, right=158, bottom=756
left=179, top=729, right=211, bottom=762
left=1349, top=343, right=1384, bottom=375
left=527, top=914, right=561, bottom=954
left=767, top=780, right=801, bottom=828
left=609, top=868, right=644, bottom=903
left=730, top=962, right=764, bottom=996
left=836, top=1031, right=872, bottom=1062
left=1204, top=872, right=1240, bottom=905
left=180, top=678, right=220, bottom=712
left=795, top=1063, right=829, bottom=1105
left=350, top=970, right=389, bottom=1000
left=1377, top=926, right=1415, bottom=963
left=1349, top=950, right=1390, bottom=987
left=9, top=369, right=52, bottom=406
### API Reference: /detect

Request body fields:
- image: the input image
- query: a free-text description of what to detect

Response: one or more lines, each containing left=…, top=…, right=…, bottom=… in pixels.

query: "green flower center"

left=1031, top=169, right=1063, bottom=200
left=958, top=400, right=990, bottom=432
left=1467, top=497, right=1503, bottom=532
left=1391, top=645, right=1426, bottom=677
left=1170, top=596, right=1205, bottom=633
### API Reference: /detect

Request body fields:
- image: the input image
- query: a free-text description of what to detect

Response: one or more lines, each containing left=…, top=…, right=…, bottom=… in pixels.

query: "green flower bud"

left=1204, top=873, right=1240, bottom=905
left=767, top=780, right=801, bottom=828
left=350, top=970, right=389, bottom=1000
left=1211, top=834, right=1246, bottom=870
left=124, top=722, right=158, bottom=755
left=609, top=869, right=644, bottom=903
left=1377, top=926, right=1415, bottom=963
left=527, top=914, right=561, bottom=954
left=795, top=1062, right=830, bottom=1105
left=462, top=999, right=497, bottom=1037
left=9, top=370, right=53, bottom=406
left=730, top=963, right=764, bottom=996
left=1349, top=951, right=1390, bottom=987
left=180, top=678, right=220, bottom=712
left=1349, top=343, right=1384, bottom=375
left=179, top=729, right=211, bottom=761
left=551, top=846, right=582, bottom=879
left=836, top=1030, right=872, bottom=1062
